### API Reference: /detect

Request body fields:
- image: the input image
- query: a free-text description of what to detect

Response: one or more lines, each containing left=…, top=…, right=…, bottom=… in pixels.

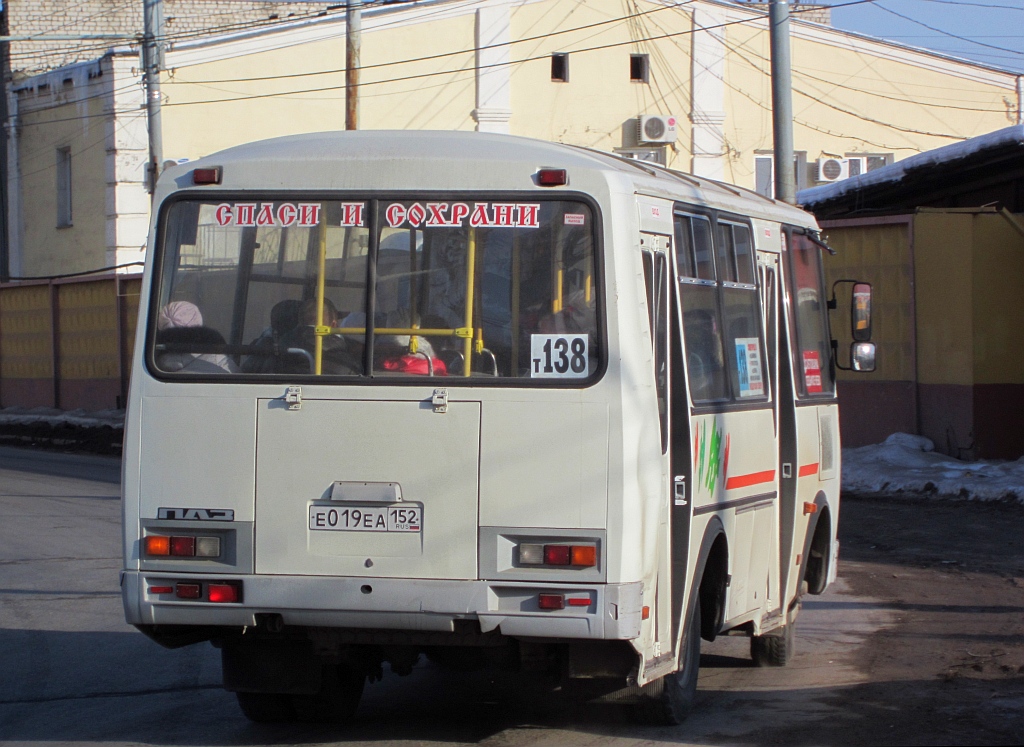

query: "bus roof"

left=162, top=130, right=815, bottom=228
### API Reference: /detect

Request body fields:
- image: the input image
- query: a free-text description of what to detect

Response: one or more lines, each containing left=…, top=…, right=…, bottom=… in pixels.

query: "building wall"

left=824, top=210, right=1024, bottom=459
left=821, top=217, right=916, bottom=448
left=6, top=0, right=337, bottom=77
left=14, top=68, right=109, bottom=278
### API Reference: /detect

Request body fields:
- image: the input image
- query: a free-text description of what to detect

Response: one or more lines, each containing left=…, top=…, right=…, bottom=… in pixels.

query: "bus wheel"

left=292, top=664, right=365, bottom=723
left=235, top=691, right=297, bottom=723
left=750, top=619, right=795, bottom=667
left=631, top=596, right=701, bottom=725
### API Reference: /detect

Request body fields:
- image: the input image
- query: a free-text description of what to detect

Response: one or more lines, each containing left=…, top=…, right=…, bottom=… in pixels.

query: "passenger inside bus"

left=278, top=298, right=361, bottom=375
left=240, top=298, right=302, bottom=374
left=154, top=301, right=238, bottom=374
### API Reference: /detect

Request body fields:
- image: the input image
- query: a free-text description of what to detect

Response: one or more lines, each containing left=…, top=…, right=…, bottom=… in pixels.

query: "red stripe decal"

left=725, top=469, right=776, bottom=490
left=798, top=463, right=819, bottom=478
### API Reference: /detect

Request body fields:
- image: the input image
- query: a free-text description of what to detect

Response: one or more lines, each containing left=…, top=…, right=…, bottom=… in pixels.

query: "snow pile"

left=0, top=406, right=124, bottom=430
left=843, top=433, right=1024, bottom=504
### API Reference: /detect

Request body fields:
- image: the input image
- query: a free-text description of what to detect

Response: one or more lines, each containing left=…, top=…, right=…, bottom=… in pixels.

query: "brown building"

left=799, top=125, right=1024, bottom=460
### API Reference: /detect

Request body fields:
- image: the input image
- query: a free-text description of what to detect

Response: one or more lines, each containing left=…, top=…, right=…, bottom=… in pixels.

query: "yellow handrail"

left=463, top=228, right=477, bottom=376
left=314, top=209, right=328, bottom=375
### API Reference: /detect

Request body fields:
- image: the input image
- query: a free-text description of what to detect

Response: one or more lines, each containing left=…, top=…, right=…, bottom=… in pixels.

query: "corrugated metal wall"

left=0, top=274, right=141, bottom=411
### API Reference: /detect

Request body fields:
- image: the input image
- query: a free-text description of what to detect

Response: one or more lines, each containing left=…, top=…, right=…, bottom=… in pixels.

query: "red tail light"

left=544, top=545, right=572, bottom=565
left=169, top=536, right=195, bottom=557
left=208, top=583, right=240, bottom=603
left=175, top=583, right=201, bottom=599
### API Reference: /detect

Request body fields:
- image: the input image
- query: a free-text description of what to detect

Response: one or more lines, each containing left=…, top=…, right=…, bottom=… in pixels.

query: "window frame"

left=145, top=189, right=608, bottom=389
left=551, top=52, right=569, bottom=82
left=783, top=227, right=837, bottom=400
left=629, top=53, right=650, bottom=83
left=674, top=205, right=771, bottom=410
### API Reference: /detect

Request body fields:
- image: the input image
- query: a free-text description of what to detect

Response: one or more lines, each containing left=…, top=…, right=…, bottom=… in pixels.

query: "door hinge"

left=286, top=386, right=302, bottom=410
left=431, top=388, right=448, bottom=413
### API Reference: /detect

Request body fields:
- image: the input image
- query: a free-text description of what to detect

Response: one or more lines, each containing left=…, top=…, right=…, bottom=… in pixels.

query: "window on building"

left=551, top=53, right=569, bottom=82
left=754, top=151, right=808, bottom=198
left=630, top=54, right=649, bottom=83
left=56, top=147, right=72, bottom=228
left=846, top=153, right=893, bottom=173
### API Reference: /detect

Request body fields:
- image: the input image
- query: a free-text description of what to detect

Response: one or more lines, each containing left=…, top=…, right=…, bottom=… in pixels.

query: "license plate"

left=308, top=504, right=422, bottom=533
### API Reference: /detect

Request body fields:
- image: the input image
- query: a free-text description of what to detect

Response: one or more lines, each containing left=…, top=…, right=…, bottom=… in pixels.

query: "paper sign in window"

left=802, top=350, right=823, bottom=394
left=734, top=337, right=764, bottom=397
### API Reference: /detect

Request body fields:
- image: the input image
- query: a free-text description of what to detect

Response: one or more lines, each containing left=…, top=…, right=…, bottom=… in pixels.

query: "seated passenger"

left=155, top=301, right=238, bottom=374
left=241, top=298, right=302, bottom=373
left=279, top=298, right=361, bottom=375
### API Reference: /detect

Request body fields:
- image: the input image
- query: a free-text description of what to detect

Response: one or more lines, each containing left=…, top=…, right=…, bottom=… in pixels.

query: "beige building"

left=7, top=0, right=1024, bottom=277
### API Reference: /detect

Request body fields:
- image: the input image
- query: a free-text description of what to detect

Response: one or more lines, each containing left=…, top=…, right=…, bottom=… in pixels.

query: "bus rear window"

left=150, top=198, right=600, bottom=383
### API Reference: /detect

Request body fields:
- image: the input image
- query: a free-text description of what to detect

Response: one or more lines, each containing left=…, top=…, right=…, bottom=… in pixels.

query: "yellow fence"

left=0, top=274, right=142, bottom=411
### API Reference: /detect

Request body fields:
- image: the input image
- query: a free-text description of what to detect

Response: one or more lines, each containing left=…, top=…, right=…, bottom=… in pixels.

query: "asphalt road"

left=1, top=445, right=1019, bottom=746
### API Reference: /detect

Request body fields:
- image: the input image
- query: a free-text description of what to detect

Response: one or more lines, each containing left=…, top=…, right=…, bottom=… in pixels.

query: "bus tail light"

left=544, top=545, right=572, bottom=565
left=144, top=536, right=170, bottom=556
left=538, top=593, right=565, bottom=610
left=518, top=542, right=598, bottom=568
left=208, top=582, right=241, bottom=603
left=144, top=535, right=221, bottom=558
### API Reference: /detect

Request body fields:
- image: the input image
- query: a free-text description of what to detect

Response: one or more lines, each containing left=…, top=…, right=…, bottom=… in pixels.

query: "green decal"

left=696, top=420, right=726, bottom=494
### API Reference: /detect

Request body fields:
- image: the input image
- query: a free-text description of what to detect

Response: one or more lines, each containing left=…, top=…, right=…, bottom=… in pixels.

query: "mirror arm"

left=831, top=338, right=851, bottom=372
left=828, top=278, right=864, bottom=311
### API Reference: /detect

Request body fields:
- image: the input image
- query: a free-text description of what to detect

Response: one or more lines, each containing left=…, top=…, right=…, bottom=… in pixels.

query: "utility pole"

left=0, top=3, right=10, bottom=282
left=769, top=0, right=795, bottom=204
left=143, top=0, right=164, bottom=194
left=345, top=0, right=361, bottom=130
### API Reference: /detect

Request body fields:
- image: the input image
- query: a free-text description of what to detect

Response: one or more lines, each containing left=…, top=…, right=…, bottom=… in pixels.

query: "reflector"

left=208, top=583, right=239, bottom=603
left=537, top=169, right=568, bottom=186
left=149, top=585, right=173, bottom=594
left=144, top=536, right=170, bottom=556
left=544, top=545, right=572, bottom=565
left=571, top=545, right=597, bottom=567
left=566, top=596, right=591, bottom=607
left=169, top=536, right=196, bottom=557
left=175, top=583, right=201, bottom=599
left=537, top=593, right=565, bottom=610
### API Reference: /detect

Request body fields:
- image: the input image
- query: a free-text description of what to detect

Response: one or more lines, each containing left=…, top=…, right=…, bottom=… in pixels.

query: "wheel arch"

left=800, top=490, right=833, bottom=596
left=685, top=516, right=728, bottom=643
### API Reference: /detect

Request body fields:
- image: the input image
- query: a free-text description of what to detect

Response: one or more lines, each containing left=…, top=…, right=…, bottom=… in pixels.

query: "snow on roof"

left=798, top=125, right=1024, bottom=209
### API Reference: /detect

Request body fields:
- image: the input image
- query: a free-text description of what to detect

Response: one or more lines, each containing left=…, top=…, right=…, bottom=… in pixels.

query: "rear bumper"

left=122, top=571, right=643, bottom=640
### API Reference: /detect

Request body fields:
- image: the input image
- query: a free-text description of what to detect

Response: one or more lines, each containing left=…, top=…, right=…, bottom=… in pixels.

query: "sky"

left=827, top=0, right=1024, bottom=73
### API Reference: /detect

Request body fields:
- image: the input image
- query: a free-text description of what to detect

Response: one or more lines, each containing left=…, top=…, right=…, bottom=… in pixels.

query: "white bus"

left=120, top=131, right=874, bottom=725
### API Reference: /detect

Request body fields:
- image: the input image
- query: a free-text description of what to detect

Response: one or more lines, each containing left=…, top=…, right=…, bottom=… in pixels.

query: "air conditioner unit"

left=816, top=157, right=849, bottom=183
left=638, top=115, right=678, bottom=144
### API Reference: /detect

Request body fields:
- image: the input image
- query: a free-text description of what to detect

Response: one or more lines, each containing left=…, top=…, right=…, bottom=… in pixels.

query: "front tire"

left=750, top=617, right=795, bottom=667
left=631, top=596, right=701, bottom=725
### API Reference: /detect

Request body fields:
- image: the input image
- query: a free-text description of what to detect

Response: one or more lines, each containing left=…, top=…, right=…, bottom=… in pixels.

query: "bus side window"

left=720, top=223, right=768, bottom=400
left=675, top=214, right=729, bottom=403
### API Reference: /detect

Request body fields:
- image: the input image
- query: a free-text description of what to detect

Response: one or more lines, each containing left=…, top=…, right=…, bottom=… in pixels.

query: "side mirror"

left=851, top=282, right=871, bottom=342
left=851, top=341, right=876, bottom=372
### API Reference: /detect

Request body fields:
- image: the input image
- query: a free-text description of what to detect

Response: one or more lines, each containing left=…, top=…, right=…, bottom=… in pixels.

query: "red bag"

left=382, top=355, right=447, bottom=376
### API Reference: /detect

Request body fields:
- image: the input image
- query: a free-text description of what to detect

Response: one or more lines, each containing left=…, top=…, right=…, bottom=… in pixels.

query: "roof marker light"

left=537, top=168, right=568, bottom=187
left=192, top=167, right=222, bottom=185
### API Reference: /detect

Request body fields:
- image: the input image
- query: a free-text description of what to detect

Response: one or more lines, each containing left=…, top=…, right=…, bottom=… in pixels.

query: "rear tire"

left=235, top=691, right=297, bottom=723
left=292, top=664, right=365, bottom=723
left=631, top=596, right=701, bottom=725
left=750, top=618, right=795, bottom=667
